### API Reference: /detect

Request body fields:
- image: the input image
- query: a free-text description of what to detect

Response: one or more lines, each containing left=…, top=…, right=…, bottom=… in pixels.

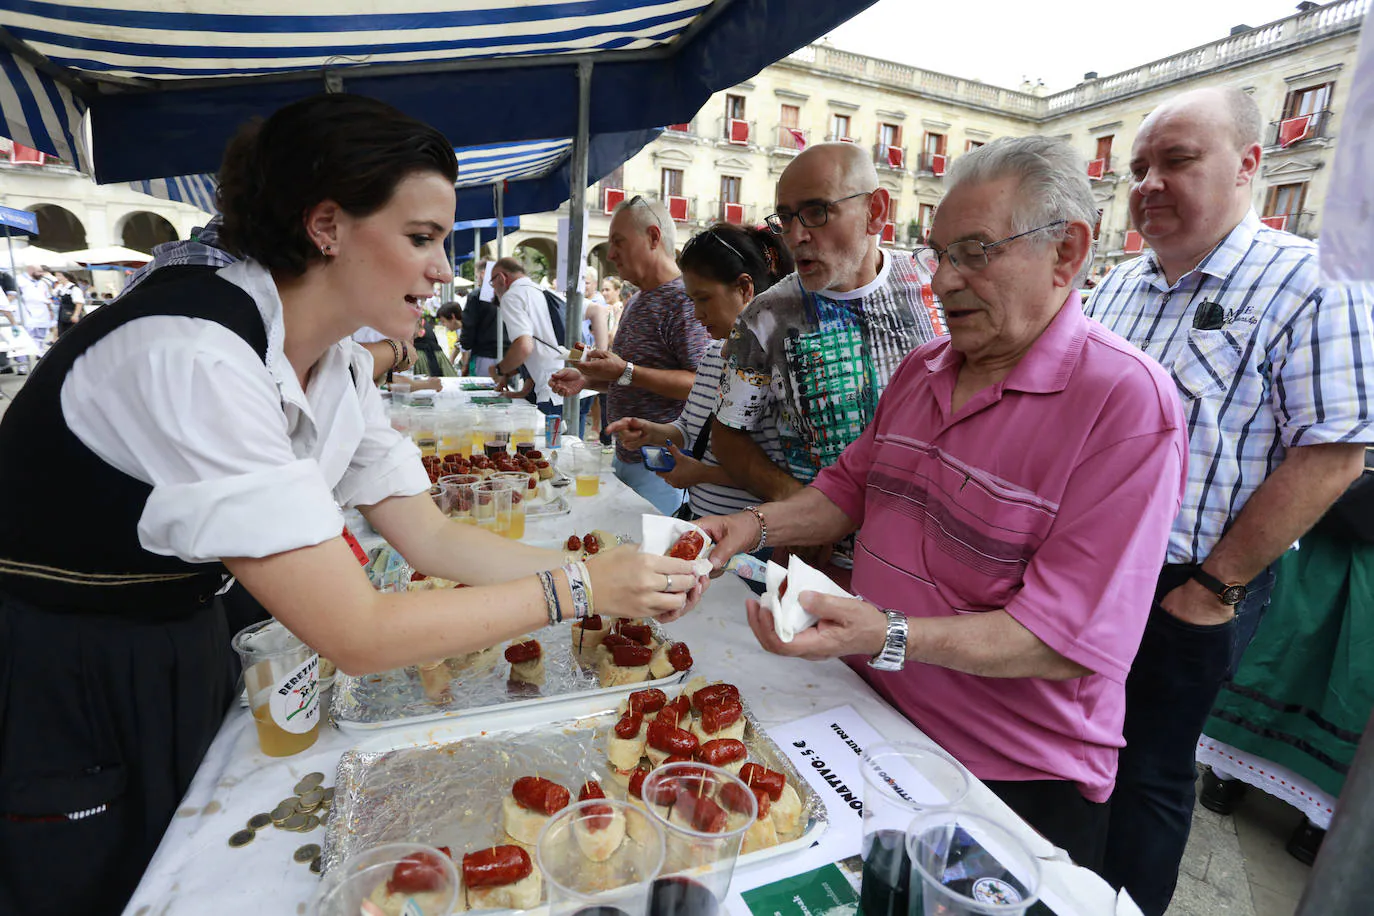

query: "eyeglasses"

left=681, top=228, right=745, bottom=265
left=915, top=221, right=1068, bottom=275
left=625, top=194, right=664, bottom=236
left=764, top=190, right=874, bottom=234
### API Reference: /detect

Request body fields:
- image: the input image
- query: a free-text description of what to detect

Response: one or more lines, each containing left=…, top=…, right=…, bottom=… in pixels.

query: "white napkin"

left=763, top=554, right=852, bottom=642
left=640, top=515, right=714, bottom=577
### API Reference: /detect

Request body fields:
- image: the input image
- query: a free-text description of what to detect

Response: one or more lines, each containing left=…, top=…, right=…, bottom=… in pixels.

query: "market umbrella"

left=0, top=1, right=877, bottom=183
left=2, top=245, right=80, bottom=271
left=67, top=245, right=153, bottom=267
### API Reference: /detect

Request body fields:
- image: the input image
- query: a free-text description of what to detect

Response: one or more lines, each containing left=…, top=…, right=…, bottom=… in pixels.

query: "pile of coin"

left=227, top=771, right=334, bottom=873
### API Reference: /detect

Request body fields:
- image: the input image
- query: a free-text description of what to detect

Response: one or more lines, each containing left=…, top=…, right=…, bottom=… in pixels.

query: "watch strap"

left=867, top=609, right=908, bottom=672
left=1190, top=565, right=1245, bottom=604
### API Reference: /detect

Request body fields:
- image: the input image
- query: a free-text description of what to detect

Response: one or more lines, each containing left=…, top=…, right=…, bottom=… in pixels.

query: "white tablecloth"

left=122, top=474, right=1128, bottom=915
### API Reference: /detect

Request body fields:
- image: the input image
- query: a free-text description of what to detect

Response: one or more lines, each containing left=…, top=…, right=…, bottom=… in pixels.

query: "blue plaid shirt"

left=1086, top=211, right=1374, bottom=565
left=121, top=217, right=236, bottom=295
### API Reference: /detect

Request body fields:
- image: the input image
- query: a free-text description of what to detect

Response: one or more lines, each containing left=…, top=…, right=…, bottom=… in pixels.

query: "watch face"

left=1221, top=585, right=1247, bottom=606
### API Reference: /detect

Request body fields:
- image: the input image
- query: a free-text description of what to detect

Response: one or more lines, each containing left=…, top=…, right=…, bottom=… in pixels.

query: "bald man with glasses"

left=700, top=136, right=1188, bottom=872
left=712, top=142, right=944, bottom=582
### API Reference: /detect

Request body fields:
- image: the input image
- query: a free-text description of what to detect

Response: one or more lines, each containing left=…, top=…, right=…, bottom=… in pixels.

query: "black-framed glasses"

left=915, top=220, right=1068, bottom=275
left=682, top=227, right=745, bottom=265
left=764, top=190, right=874, bottom=235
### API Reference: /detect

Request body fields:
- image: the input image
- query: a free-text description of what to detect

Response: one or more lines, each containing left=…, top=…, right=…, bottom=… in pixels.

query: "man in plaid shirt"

left=1087, top=87, right=1374, bottom=915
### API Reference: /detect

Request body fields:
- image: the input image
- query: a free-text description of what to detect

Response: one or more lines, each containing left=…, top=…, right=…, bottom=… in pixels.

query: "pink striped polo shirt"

left=812, top=292, right=1187, bottom=802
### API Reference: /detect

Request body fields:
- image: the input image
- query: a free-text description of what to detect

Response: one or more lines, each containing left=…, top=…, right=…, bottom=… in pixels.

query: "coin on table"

left=303, top=814, right=321, bottom=832
left=294, top=772, right=325, bottom=795
left=299, top=787, right=325, bottom=811
left=247, top=813, right=273, bottom=831
left=282, top=813, right=308, bottom=831
left=228, top=829, right=255, bottom=848
left=271, top=803, right=296, bottom=825
left=309, top=856, right=322, bottom=875
left=322, top=787, right=335, bottom=803
left=293, top=843, right=321, bottom=863
left=277, top=796, right=301, bottom=812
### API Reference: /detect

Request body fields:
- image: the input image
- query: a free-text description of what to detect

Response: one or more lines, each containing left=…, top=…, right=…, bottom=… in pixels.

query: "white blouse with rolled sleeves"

left=59, top=259, right=430, bottom=564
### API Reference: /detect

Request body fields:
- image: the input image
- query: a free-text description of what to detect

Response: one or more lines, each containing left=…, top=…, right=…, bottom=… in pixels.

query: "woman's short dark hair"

left=217, top=93, right=458, bottom=276
left=437, top=301, right=463, bottom=321
left=677, top=223, right=794, bottom=296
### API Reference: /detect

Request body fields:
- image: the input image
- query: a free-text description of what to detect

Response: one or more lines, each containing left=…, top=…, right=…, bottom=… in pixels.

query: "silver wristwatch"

left=868, top=610, right=909, bottom=672
left=616, top=361, right=636, bottom=386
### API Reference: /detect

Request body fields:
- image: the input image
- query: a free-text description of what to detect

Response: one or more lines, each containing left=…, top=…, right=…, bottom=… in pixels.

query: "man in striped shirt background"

left=1087, top=86, right=1374, bottom=916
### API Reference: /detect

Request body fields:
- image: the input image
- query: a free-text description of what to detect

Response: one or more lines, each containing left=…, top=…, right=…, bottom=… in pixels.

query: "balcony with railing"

left=663, top=122, right=695, bottom=137
left=825, top=131, right=860, bottom=144
left=1260, top=210, right=1316, bottom=237
left=772, top=125, right=809, bottom=153
left=712, top=200, right=756, bottom=225
left=917, top=151, right=948, bottom=176
left=1267, top=110, right=1334, bottom=148
left=874, top=143, right=907, bottom=170
left=716, top=117, right=755, bottom=146
left=1086, top=156, right=1116, bottom=180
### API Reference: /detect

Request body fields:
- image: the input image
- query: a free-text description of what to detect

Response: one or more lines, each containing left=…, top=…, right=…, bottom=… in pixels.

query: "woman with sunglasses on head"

left=605, top=223, right=793, bottom=526
left=0, top=94, right=705, bottom=916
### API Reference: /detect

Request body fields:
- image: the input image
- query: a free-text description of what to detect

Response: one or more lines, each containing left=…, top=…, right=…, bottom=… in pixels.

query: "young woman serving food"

left=0, top=93, right=703, bottom=915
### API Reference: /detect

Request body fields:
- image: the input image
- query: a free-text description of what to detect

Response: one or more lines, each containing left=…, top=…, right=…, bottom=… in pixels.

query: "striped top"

left=814, top=294, right=1187, bottom=801
left=669, top=341, right=783, bottom=516
left=1086, top=211, right=1374, bottom=565
left=607, top=277, right=713, bottom=464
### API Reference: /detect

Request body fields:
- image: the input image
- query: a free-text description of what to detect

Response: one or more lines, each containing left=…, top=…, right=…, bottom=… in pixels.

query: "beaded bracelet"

left=562, top=562, right=592, bottom=621
left=383, top=338, right=402, bottom=371
left=536, top=570, right=562, bottom=625
left=744, top=505, right=768, bottom=553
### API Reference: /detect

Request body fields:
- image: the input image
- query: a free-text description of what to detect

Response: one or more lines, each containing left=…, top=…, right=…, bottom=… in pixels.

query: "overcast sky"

left=824, top=0, right=1317, bottom=93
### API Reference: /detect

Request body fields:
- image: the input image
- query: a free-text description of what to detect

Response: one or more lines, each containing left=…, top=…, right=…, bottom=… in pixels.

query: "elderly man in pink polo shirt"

left=700, top=135, right=1188, bottom=873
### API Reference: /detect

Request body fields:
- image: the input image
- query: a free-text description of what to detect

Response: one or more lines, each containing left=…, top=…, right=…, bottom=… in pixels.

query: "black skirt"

left=0, top=592, right=236, bottom=915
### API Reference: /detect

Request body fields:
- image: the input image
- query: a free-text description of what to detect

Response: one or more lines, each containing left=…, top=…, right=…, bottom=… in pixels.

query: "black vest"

left=0, top=266, right=268, bottom=616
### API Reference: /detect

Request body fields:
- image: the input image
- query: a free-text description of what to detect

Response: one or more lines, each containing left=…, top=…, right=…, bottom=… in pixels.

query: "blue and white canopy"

left=121, top=127, right=660, bottom=221
left=0, top=0, right=876, bottom=186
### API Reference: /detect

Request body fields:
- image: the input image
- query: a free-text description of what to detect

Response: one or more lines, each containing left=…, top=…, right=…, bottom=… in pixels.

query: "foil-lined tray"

left=330, top=619, right=690, bottom=731
left=322, top=691, right=828, bottom=894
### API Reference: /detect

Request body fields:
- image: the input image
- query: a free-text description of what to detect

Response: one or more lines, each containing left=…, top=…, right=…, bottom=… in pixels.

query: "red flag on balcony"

left=930, top=154, right=946, bottom=176
left=1123, top=230, right=1144, bottom=254
left=728, top=119, right=750, bottom=144
left=724, top=202, right=745, bottom=224
left=1278, top=115, right=1312, bottom=148
left=1087, top=158, right=1106, bottom=180
left=667, top=195, right=689, bottom=221
left=11, top=143, right=45, bottom=165
left=1260, top=214, right=1289, bottom=231
left=886, top=146, right=904, bottom=169
left=787, top=128, right=807, bottom=150
left=668, top=123, right=692, bottom=133
left=603, top=187, right=626, bottom=215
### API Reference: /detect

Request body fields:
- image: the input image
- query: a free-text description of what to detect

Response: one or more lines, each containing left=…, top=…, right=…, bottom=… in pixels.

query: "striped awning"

left=0, top=0, right=876, bottom=184
left=125, top=126, right=659, bottom=221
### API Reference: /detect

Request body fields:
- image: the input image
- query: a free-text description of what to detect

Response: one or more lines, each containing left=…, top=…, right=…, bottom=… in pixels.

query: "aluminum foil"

left=322, top=697, right=829, bottom=888
left=330, top=619, right=688, bottom=728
